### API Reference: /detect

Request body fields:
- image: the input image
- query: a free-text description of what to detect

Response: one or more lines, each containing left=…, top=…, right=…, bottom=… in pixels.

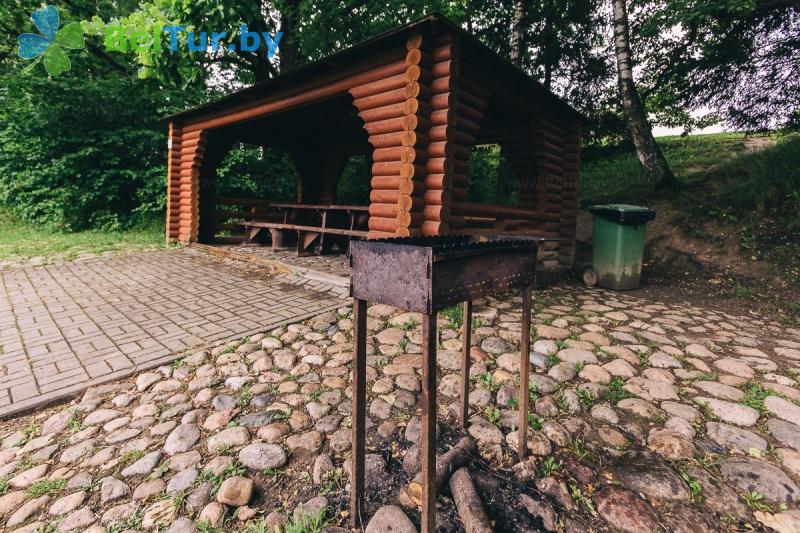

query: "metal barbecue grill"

left=348, top=235, right=540, bottom=532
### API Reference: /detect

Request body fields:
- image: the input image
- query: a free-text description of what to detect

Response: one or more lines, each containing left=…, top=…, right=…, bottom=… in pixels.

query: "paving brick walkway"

left=0, top=248, right=344, bottom=418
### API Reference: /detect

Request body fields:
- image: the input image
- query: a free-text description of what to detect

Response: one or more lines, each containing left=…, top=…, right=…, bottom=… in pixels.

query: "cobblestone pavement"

left=0, top=248, right=344, bottom=418
left=1, top=285, right=800, bottom=532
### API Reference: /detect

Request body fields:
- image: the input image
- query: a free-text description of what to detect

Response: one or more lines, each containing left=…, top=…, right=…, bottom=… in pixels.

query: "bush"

left=0, top=71, right=188, bottom=230
left=215, top=144, right=297, bottom=201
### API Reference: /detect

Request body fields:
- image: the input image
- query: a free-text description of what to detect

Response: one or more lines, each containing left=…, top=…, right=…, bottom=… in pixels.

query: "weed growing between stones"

left=539, top=456, right=560, bottom=477
left=26, top=478, right=66, bottom=497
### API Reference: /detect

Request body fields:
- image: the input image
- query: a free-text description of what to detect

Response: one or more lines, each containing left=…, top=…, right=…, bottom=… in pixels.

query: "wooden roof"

left=167, top=13, right=582, bottom=125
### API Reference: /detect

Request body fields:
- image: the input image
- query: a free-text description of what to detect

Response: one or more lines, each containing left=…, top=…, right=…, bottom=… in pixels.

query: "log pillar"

left=559, top=123, right=581, bottom=265
left=172, top=128, right=209, bottom=243
left=166, top=121, right=182, bottom=243
left=350, top=32, right=431, bottom=238
left=428, top=35, right=489, bottom=234
left=499, top=126, right=540, bottom=223
left=531, top=117, right=567, bottom=267
left=197, top=136, right=234, bottom=243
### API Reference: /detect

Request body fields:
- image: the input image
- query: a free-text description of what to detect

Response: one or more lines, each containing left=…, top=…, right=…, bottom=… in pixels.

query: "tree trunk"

left=278, top=0, right=301, bottom=72
left=612, top=0, right=677, bottom=189
left=509, top=1, right=525, bottom=66
left=542, top=2, right=554, bottom=91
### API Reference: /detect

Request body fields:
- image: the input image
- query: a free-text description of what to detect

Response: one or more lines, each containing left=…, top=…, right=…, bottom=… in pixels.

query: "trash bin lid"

left=588, top=204, right=656, bottom=225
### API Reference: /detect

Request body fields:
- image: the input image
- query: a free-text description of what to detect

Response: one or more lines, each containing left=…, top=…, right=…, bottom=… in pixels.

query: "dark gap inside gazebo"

left=199, top=94, right=373, bottom=253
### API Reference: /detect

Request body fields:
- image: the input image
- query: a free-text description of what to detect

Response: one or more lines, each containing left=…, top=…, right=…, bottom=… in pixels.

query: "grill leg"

left=350, top=298, right=367, bottom=527
left=460, top=300, right=473, bottom=427
left=518, top=285, right=533, bottom=461
left=421, top=312, right=438, bottom=533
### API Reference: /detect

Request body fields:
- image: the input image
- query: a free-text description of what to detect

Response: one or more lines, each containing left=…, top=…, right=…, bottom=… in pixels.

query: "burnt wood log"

left=402, top=436, right=477, bottom=507
left=449, top=468, right=492, bottom=533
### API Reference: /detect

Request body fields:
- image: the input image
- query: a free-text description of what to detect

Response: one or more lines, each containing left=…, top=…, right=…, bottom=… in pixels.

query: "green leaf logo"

left=18, top=5, right=85, bottom=76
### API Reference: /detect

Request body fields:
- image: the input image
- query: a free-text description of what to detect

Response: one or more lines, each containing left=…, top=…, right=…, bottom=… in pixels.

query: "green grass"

left=740, top=380, right=778, bottom=414
left=106, top=509, right=144, bottom=533
left=605, top=377, right=633, bottom=404
left=439, top=305, right=464, bottom=329
left=0, top=210, right=165, bottom=262
left=538, top=456, right=560, bottom=477
left=680, top=469, right=704, bottom=503
left=274, top=507, right=332, bottom=533
left=197, top=461, right=247, bottom=495
left=580, top=132, right=774, bottom=205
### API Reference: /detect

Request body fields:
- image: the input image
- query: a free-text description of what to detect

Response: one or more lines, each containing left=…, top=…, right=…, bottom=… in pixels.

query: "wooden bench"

left=241, top=204, right=368, bottom=254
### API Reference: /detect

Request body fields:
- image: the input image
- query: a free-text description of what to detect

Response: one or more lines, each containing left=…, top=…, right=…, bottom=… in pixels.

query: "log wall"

left=559, top=123, right=581, bottom=265
left=291, top=149, right=348, bottom=205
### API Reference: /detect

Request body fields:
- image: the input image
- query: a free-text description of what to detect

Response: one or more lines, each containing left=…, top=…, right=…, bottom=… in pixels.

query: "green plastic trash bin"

left=587, top=204, right=656, bottom=290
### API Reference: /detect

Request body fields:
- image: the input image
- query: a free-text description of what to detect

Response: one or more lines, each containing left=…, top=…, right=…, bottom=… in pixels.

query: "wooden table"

left=241, top=203, right=368, bottom=253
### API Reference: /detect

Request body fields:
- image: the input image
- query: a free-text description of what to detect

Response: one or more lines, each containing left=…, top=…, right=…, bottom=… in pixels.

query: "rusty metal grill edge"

left=350, top=235, right=539, bottom=314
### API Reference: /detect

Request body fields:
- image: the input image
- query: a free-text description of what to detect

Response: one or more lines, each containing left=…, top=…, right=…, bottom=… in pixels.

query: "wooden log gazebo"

left=165, top=13, right=583, bottom=268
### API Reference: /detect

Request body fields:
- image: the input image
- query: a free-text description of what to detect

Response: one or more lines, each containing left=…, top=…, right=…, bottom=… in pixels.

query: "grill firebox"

left=348, top=235, right=540, bottom=532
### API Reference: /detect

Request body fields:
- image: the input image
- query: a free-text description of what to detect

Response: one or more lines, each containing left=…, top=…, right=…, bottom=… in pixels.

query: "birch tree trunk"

left=509, top=1, right=525, bottom=66
left=612, top=0, right=677, bottom=189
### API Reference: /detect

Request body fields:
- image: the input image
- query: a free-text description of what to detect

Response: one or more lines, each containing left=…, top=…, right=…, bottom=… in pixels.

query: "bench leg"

left=296, top=231, right=320, bottom=255
left=244, top=226, right=262, bottom=245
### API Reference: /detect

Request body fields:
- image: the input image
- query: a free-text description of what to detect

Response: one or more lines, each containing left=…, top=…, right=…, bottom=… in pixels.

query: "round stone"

left=365, top=505, right=417, bottom=533
left=706, top=422, right=767, bottom=454
left=164, top=424, right=200, bottom=455
left=720, top=456, right=799, bottom=503
left=595, top=486, right=660, bottom=533
left=216, top=476, right=253, bottom=506
left=238, top=443, right=287, bottom=470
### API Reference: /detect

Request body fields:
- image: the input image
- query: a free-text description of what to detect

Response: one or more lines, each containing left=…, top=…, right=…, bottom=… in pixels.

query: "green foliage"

left=318, top=467, right=343, bottom=496
left=605, top=377, right=633, bottom=404
left=680, top=469, right=704, bottom=503
left=195, top=520, right=225, bottom=533
left=527, top=413, right=543, bottom=430
left=171, top=490, right=187, bottom=510
left=198, top=461, right=247, bottom=495
left=107, top=509, right=144, bottom=533
left=484, top=405, right=502, bottom=426
left=740, top=490, right=773, bottom=512
left=575, top=387, right=595, bottom=409
left=466, top=145, right=515, bottom=205
left=336, top=156, right=370, bottom=205
left=215, top=144, right=296, bottom=203
left=282, top=507, right=332, bottom=533
left=440, top=305, right=464, bottom=329
left=635, top=0, right=799, bottom=130
left=237, top=385, right=254, bottom=408
left=476, top=373, right=500, bottom=392
left=740, top=380, right=774, bottom=414
left=120, top=449, right=146, bottom=464
left=539, top=456, right=560, bottom=477
left=0, top=70, right=193, bottom=231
